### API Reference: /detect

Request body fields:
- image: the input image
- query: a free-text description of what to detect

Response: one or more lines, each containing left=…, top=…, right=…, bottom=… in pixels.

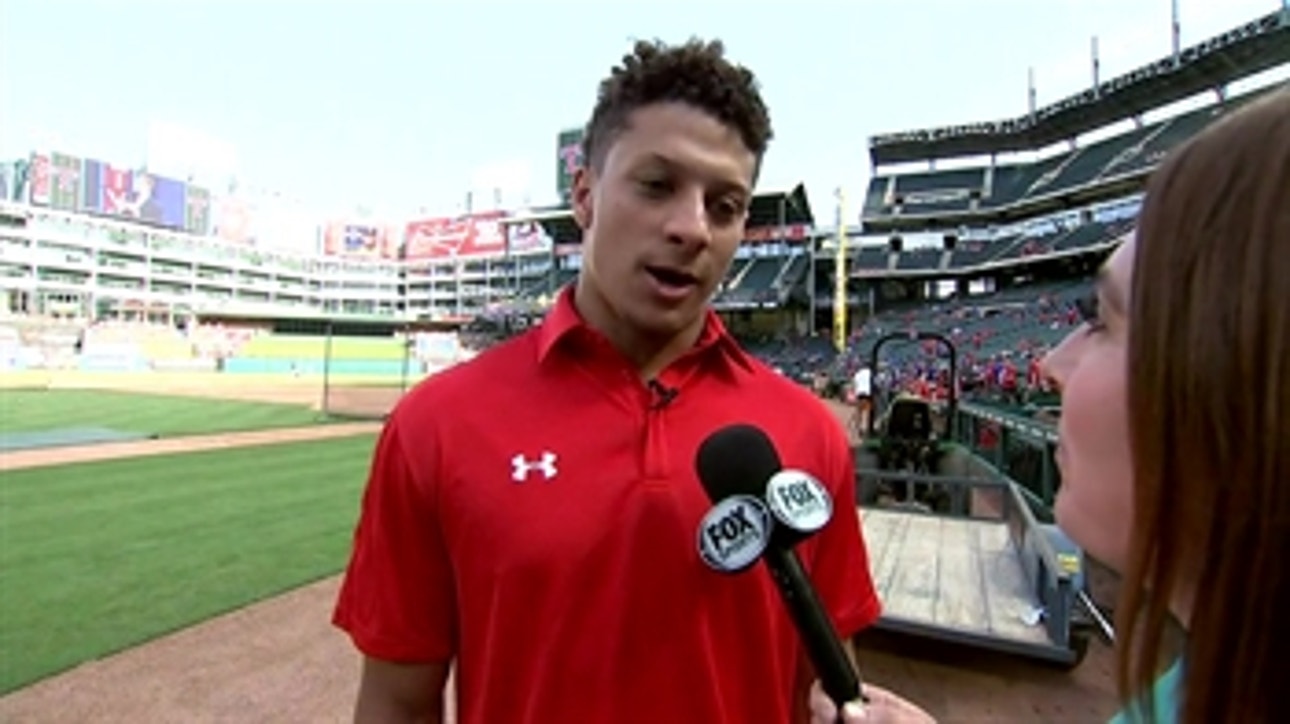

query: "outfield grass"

left=0, top=389, right=326, bottom=436
left=0, top=433, right=377, bottom=694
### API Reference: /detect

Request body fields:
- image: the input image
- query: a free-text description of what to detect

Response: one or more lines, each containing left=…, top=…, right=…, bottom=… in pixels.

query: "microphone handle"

left=762, top=545, right=863, bottom=708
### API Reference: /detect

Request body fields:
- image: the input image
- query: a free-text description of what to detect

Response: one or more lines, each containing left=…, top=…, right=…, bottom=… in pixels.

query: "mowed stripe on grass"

left=0, top=433, right=377, bottom=695
left=0, top=388, right=326, bottom=437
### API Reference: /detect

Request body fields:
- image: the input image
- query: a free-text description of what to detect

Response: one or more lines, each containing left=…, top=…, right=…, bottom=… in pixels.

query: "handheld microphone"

left=694, top=424, right=864, bottom=710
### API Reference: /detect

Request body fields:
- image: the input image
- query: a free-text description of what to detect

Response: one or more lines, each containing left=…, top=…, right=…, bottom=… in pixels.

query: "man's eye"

left=638, top=179, right=670, bottom=195
left=712, top=199, right=742, bottom=219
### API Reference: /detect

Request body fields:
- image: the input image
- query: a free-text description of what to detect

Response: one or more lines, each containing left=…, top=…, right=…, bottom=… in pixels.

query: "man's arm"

left=354, top=657, right=451, bottom=724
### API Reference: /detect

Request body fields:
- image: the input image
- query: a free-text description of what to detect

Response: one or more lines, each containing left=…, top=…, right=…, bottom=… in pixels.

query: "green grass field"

left=0, top=388, right=326, bottom=437
left=0, top=433, right=377, bottom=694
left=0, top=369, right=429, bottom=391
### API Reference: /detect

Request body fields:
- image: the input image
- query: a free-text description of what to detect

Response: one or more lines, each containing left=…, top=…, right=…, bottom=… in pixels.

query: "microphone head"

left=765, top=469, right=834, bottom=536
left=695, top=423, right=783, bottom=503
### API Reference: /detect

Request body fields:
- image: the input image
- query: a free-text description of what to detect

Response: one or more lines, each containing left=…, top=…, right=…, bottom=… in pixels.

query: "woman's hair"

left=1122, top=88, right=1290, bottom=723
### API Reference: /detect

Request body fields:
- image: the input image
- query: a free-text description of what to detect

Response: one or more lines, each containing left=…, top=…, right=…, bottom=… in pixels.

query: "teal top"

left=1107, top=658, right=1183, bottom=724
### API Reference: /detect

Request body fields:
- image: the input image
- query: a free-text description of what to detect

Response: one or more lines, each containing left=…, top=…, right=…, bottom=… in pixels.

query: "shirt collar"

left=536, top=284, right=754, bottom=375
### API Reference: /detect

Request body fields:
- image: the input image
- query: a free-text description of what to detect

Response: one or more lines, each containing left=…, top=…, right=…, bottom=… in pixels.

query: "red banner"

left=404, top=211, right=511, bottom=260
left=27, top=154, right=50, bottom=205
left=744, top=223, right=809, bottom=243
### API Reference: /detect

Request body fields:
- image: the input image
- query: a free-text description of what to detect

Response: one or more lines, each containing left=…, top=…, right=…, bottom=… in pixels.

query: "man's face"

left=572, top=102, right=756, bottom=340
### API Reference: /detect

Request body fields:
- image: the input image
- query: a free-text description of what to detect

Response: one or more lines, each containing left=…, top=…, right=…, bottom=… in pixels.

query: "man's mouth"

left=645, top=266, right=699, bottom=289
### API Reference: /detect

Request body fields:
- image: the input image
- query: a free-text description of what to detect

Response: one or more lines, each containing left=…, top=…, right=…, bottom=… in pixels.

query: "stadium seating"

left=0, top=316, right=84, bottom=369
left=862, top=84, right=1285, bottom=222
left=745, top=275, right=1092, bottom=404
left=717, top=252, right=809, bottom=308
left=223, top=334, right=411, bottom=375
left=860, top=216, right=1128, bottom=275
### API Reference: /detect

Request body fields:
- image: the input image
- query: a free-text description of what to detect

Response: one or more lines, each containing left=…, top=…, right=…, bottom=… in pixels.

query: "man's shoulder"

left=738, top=355, right=838, bottom=421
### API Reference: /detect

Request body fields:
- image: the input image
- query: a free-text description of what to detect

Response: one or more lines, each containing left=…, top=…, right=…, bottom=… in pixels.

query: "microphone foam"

left=695, top=424, right=783, bottom=503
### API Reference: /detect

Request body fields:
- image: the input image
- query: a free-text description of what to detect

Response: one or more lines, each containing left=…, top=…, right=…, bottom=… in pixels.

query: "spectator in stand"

left=998, top=356, right=1019, bottom=405
left=1025, top=351, right=1046, bottom=400
left=815, top=86, right=1290, bottom=724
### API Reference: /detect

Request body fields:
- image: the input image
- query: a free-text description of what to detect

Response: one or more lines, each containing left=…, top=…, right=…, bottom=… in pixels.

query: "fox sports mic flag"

left=765, top=469, right=833, bottom=537
left=696, top=495, right=773, bottom=573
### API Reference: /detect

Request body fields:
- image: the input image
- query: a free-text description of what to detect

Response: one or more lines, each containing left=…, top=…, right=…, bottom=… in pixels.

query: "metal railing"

left=949, top=400, right=1061, bottom=514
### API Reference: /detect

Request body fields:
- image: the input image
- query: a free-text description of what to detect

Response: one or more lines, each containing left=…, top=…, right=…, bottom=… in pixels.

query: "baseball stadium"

left=1, top=6, right=1288, bottom=722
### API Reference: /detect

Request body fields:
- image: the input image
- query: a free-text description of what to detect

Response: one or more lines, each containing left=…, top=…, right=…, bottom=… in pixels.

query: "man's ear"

left=572, top=167, right=594, bottom=231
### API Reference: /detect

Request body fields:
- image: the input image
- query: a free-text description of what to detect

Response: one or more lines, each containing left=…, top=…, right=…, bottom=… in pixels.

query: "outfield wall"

left=222, top=358, right=416, bottom=376
left=221, top=334, right=421, bottom=376
left=1, top=324, right=451, bottom=383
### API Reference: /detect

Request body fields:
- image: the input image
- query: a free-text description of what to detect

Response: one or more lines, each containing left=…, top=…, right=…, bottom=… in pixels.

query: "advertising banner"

left=184, top=185, right=212, bottom=235
left=122, top=171, right=187, bottom=227
left=80, top=159, right=105, bottom=213
left=556, top=128, right=584, bottom=205
left=213, top=193, right=255, bottom=244
left=322, top=221, right=393, bottom=259
left=404, top=211, right=519, bottom=261
left=505, top=219, right=550, bottom=254
left=553, top=242, right=582, bottom=257
left=48, top=152, right=82, bottom=211
left=0, top=162, right=12, bottom=202
left=81, top=161, right=189, bottom=230
left=744, top=223, right=810, bottom=243
left=27, top=154, right=50, bottom=206
left=99, top=163, right=133, bottom=216
left=4, top=159, right=32, bottom=203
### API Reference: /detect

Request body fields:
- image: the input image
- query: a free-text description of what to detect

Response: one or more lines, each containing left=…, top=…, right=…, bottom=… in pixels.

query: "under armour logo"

left=511, top=451, right=558, bottom=483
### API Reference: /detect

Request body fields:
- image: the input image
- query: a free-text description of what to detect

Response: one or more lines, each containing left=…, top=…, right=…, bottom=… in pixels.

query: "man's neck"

left=573, top=281, right=705, bottom=380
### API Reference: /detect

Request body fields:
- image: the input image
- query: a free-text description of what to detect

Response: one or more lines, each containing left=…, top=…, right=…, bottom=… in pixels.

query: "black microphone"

left=695, top=424, right=864, bottom=710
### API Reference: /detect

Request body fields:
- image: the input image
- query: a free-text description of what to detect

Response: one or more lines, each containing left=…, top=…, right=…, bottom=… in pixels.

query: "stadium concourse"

left=0, top=6, right=1286, bottom=722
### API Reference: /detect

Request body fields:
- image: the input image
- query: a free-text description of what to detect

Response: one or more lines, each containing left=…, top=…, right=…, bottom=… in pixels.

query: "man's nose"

left=663, top=192, right=712, bottom=248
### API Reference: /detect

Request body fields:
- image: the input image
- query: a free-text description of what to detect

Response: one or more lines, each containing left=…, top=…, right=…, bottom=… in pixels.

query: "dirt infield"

left=0, top=577, right=359, bottom=724
left=0, top=390, right=1116, bottom=722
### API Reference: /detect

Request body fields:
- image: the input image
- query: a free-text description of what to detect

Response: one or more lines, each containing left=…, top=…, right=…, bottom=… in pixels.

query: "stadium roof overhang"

left=748, top=183, right=814, bottom=229
left=510, top=183, right=815, bottom=247
left=867, top=8, right=1290, bottom=165
left=188, top=305, right=471, bottom=331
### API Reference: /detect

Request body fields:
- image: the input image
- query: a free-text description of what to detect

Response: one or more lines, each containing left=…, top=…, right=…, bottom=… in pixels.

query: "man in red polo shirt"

left=333, top=38, right=882, bottom=724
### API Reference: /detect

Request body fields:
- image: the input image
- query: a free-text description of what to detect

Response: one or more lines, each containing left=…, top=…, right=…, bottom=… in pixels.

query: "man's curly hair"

left=582, top=38, right=773, bottom=173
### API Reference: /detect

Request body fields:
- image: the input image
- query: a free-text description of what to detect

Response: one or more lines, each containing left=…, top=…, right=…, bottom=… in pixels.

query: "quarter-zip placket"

left=641, top=374, right=677, bottom=484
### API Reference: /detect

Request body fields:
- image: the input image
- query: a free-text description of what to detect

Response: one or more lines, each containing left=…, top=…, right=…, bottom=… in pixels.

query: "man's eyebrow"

left=641, top=153, right=751, bottom=199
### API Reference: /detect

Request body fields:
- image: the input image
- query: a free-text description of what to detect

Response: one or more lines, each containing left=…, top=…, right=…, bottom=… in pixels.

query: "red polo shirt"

left=333, top=287, right=881, bottom=724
